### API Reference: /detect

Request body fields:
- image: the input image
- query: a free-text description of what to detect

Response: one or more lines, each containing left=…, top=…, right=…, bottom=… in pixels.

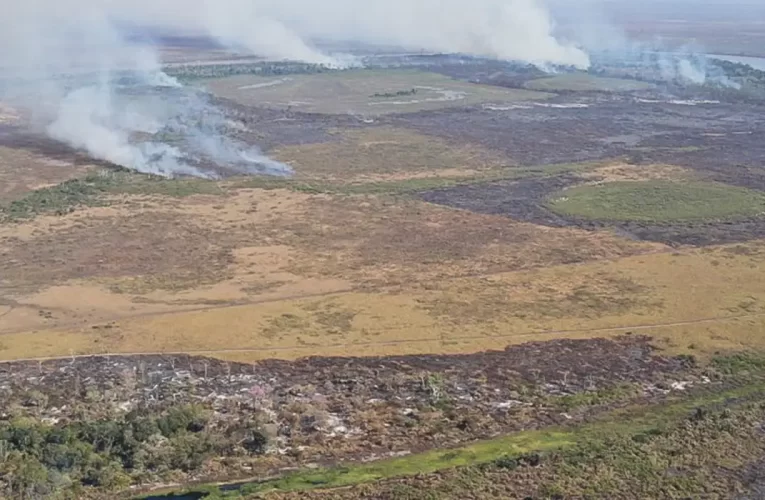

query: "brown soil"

left=272, top=195, right=663, bottom=286
left=1, top=211, right=235, bottom=293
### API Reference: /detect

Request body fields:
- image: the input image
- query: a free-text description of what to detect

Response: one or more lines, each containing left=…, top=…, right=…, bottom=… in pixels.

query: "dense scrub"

left=0, top=404, right=268, bottom=499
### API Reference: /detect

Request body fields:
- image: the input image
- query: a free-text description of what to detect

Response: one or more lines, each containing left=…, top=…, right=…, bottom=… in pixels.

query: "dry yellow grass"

left=273, top=127, right=506, bottom=181
left=3, top=240, right=765, bottom=361
left=3, top=151, right=764, bottom=363
left=1, top=185, right=659, bottom=333
left=581, top=162, right=694, bottom=184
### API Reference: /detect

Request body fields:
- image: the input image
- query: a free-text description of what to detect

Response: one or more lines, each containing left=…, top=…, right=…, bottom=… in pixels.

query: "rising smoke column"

left=111, top=0, right=589, bottom=68
left=0, top=1, right=293, bottom=178
left=0, top=0, right=588, bottom=178
left=263, top=0, right=591, bottom=68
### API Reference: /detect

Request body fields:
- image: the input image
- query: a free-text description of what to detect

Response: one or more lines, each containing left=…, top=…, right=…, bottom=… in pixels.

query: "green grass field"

left=0, top=170, right=223, bottom=221
left=547, top=180, right=765, bottom=222
left=204, top=69, right=551, bottom=115
left=525, top=73, right=655, bottom=92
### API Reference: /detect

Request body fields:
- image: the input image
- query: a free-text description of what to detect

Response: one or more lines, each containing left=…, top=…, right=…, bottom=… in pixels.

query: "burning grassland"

left=0, top=145, right=96, bottom=204
left=524, top=74, right=655, bottom=92
left=1, top=4, right=764, bottom=499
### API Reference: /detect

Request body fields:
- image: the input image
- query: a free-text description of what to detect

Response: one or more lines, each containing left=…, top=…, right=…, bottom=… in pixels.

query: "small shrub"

left=157, top=405, right=210, bottom=437
left=242, top=429, right=269, bottom=455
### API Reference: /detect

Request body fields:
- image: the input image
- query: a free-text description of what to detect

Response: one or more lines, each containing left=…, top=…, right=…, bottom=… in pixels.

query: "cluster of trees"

left=712, top=59, right=765, bottom=85
left=371, top=88, right=418, bottom=99
left=0, top=405, right=268, bottom=499
left=166, top=62, right=331, bottom=82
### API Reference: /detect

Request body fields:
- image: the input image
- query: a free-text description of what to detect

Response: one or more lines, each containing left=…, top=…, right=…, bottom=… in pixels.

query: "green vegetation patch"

left=205, top=69, right=551, bottom=115
left=525, top=73, right=655, bottom=92
left=2, top=161, right=601, bottom=223
left=0, top=169, right=223, bottom=221
left=368, top=400, right=765, bottom=500
left=0, top=404, right=264, bottom=499
left=547, top=180, right=765, bottom=222
left=234, top=162, right=596, bottom=197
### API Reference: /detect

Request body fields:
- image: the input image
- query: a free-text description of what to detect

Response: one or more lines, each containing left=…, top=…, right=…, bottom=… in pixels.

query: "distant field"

left=525, top=74, right=654, bottom=92
left=547, top=180, right=765, bottom=222
left=204, top=69, right=551, bottom=115
left=272, top=126, right=507, bottom=180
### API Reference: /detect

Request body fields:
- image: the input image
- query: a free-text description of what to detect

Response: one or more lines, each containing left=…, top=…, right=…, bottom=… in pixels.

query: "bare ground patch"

left=0, top=211, right=235, bottom=293
left=420, top=269, right=663, bottom=325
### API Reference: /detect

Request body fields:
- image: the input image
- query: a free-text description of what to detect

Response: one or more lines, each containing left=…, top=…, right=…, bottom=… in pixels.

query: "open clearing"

left=547, top=180, right=765, bottom=222
left=3, top=230, right=765, bottom=361
left=3, top=157, right=765, bottom=363
left=0, top=146, right=94, bottom=203
left=524, top=73, right=656, bottom=92
left=271, top=126, right=507, bottom=181
left=204, top=69, right=551, bottom=115
left=0, top=166, right=663, bottom=337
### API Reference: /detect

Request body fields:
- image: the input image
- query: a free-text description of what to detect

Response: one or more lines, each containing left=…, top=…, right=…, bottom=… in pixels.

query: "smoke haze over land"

left=1, top=0, right=761, bottom=176
left=111, top=0, right=591, bottom=68
left=0, top=0, right=590, bottom=177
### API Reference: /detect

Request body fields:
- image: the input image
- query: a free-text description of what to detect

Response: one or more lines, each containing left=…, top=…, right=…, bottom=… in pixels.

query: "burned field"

left=405, top=91, right=765, bottom=246
left=0, top=336, right=711, bottom=497
left=3, top=337, right=765, bottom=499
left=420, top=173, right=765, bottom=246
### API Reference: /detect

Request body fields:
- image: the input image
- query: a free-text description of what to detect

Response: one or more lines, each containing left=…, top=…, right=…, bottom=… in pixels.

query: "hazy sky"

left=3, top=0, right=592, bottom=68
left=1, top=0, right=760, bottom=177
left=0, top=0, right=593, bottom=178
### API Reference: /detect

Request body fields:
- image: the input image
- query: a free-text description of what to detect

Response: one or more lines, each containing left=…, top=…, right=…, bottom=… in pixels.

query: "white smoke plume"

left=118, top=0, right=589, bottom=68
left=0, top=0, right=586, bottom=177
left=549, top=0, right=747, bottom=88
